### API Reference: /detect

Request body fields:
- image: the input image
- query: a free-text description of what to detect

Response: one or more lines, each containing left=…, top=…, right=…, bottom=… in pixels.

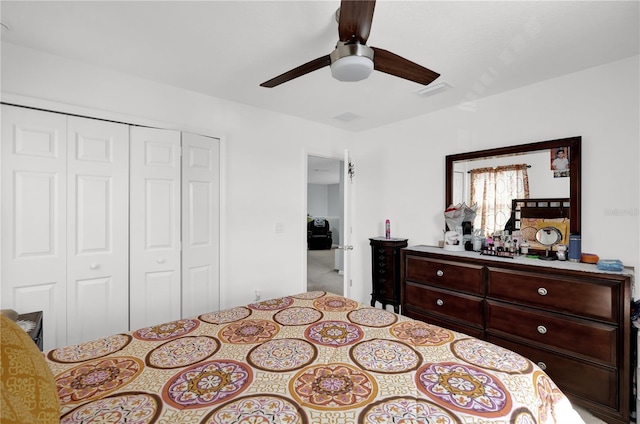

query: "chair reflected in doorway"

left=307, top=217, right=333, bottom=250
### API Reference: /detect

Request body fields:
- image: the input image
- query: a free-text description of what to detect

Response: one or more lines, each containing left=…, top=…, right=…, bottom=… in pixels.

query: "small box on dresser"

left=401, top=245, right=633, bottom=424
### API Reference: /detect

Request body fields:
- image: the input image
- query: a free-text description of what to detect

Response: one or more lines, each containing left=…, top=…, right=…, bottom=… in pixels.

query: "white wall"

left=3, top=42, right=638, bottom=310
left=1, top=43, right=350, bottom=309
left=350, top=55, right=640, bottom=302
left=307, top=184, right=329, bottom=217
left=328, top=184, right=341, bottom=217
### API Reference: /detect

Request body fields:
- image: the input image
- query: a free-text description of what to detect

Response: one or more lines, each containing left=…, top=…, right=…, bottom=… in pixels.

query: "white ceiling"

left=1, top=1, right=638, bottom=132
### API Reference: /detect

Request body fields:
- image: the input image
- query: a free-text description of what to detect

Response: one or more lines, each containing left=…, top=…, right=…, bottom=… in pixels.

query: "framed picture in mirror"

left=551, top=146, right=570, bottom=178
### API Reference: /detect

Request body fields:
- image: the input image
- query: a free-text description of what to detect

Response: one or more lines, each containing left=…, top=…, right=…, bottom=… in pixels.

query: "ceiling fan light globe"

left=330, top=55, right=374, bottom=82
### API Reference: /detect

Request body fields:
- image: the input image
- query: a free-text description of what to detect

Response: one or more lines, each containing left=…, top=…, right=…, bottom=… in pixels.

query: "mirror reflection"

left=445, top=137, right=581, bottom=251
left=536, top=226, right=563, bottom=260
left=452, top=150, right=570, bottom=234
left=536, top=226, right=563, bottom=245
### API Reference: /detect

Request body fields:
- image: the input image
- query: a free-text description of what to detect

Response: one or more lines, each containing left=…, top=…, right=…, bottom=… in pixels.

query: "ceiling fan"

left=260, top=0, right=440, bottom=88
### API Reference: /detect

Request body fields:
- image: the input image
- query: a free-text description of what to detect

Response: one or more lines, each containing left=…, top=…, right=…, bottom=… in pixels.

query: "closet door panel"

left=1, top=105, right=68, bottom=350
left=181, top=133, right=220, bottom=317
left=130, top=127, right=181, bottom=329
left=66, top=117, right=129, bottom=344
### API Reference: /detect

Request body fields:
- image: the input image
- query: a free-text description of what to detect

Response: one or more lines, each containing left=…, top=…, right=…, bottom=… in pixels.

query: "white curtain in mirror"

left=470, top=164, right=530, bottom=235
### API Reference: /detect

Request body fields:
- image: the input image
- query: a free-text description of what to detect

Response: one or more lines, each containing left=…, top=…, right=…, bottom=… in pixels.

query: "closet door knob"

left=537, top=287, right=548, bottom=296
left=89, top=263, right=100, bottom=270
left=537, top=325, right=547, bottom=334
left=436, top=299, right=444, bottom=306
left=156, top=258, right=166, bottom=264
left=537, top=361, right=547, bottom=370
left=436, top=270, right=444, bottom=277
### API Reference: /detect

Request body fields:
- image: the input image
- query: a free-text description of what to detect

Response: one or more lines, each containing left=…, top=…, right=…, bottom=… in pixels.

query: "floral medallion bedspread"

left=45, top=291, right=584, bottom=423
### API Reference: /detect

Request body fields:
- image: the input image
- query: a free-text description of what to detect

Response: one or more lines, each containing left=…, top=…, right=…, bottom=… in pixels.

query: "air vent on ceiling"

left=414, top=81, right=453, bottom=98
left=332, top=112, right=363, bottom=122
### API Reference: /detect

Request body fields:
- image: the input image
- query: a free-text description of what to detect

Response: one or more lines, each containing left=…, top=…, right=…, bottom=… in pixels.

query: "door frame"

left=303, top=150, right=350, bottom=298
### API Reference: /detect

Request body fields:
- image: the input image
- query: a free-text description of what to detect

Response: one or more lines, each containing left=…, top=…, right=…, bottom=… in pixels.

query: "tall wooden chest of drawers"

left=401, top=245, right=632, bottom=424
left=369, top=237, right=408, bottom=313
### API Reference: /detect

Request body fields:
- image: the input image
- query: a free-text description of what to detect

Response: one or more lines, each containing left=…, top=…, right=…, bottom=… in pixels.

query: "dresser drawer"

left=486, top=335, right=618, bottom=409
left=486, top=300, right=617, bottom=365
left=405, top=282, right=484, bottom=328
left=373, top=275, right=396, bottom=301
left=404, top=255, right=484, bottom=294
left=374, top=247, right=393, bottom=267
left=487, top=268, right=618, bottom=322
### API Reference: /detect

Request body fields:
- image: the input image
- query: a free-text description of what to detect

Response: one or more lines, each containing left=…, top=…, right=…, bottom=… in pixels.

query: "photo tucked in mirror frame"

left=445, top=136, right=581, bottom=256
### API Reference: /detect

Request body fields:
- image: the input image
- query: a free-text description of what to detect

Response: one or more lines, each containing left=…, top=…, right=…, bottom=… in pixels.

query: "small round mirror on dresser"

left=535, top=226, right=562, bottom=260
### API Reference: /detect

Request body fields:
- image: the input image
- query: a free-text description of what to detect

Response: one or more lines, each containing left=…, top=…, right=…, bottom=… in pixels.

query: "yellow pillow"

left=1, top=314, right=60, bottom=423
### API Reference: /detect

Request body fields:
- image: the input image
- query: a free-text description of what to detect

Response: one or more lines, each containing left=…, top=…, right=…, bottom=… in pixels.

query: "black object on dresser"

left=16, top=311, right=44, bottom=351
left=369, top=237, right=408, bottom=313
left=401, top=246, right=632, bottom=424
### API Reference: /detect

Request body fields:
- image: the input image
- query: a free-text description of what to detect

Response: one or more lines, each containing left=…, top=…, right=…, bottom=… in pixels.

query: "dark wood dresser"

left=401, top=245, right=633, bottom=424
left=369, top=237, right=408, bottom=313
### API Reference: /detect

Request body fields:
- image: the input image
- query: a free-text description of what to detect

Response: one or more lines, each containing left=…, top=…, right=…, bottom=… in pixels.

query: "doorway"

left=306, top=155, right=344, bottom=295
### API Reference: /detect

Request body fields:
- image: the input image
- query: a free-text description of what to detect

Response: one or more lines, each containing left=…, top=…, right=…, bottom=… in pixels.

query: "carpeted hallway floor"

left=307, top=248, right=343, bottom=295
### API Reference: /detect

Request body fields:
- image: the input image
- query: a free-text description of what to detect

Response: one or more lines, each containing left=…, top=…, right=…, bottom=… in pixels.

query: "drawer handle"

left=436, top=299, right=444, bottom=306
left=537, top=361, right=547, bottom=370
left=89, top=263, right=100, bottom=270
left=537, top=287, right=548, bottom=296
left=436, top=270, right=444, bottom=277
left=537, top=325, right=547, bottom=334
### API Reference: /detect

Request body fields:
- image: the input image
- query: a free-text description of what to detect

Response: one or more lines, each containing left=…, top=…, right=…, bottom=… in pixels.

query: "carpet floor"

left=307, top=248, right=343, bottom=295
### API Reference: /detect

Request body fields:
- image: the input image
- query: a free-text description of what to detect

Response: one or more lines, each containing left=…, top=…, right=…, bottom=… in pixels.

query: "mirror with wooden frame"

left=445, top=136, right=581, bottom=235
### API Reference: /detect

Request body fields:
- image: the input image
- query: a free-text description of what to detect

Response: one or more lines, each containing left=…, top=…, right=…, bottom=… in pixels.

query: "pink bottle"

left=385, top=219, right=391, bottom=239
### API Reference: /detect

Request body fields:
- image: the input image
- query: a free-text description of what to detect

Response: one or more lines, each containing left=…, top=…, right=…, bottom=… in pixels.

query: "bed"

left=35, top=291, right=585, bottom=423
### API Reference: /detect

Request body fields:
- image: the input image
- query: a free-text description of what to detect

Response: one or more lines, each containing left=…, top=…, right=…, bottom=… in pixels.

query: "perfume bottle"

left=385, top=219, right=390, bottom=239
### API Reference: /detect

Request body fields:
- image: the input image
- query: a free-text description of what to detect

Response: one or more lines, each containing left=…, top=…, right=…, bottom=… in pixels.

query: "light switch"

left=275, top=222, right=285, bottom=233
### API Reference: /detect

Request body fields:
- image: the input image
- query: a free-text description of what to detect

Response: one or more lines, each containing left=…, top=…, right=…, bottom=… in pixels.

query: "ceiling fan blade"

left=260, top=55, right=331, bottom=88
left=338, top=0, right=376, bottom=44
left=372, top=47, right=440, bottom=85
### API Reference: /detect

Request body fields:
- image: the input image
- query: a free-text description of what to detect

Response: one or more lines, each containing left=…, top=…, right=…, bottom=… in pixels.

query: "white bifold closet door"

left=129, top=127, right=182, bottom=329
left=129, top=129, right=220, bottom=327
left=1, top=105, right=130, bottom=349
left=181, top=132, right=220, bottom=317
left=65, top=117, right=129, bottom=345
left=1, top=106, right=69, bottom=349
left=2, top=106, right=221, bottom=347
